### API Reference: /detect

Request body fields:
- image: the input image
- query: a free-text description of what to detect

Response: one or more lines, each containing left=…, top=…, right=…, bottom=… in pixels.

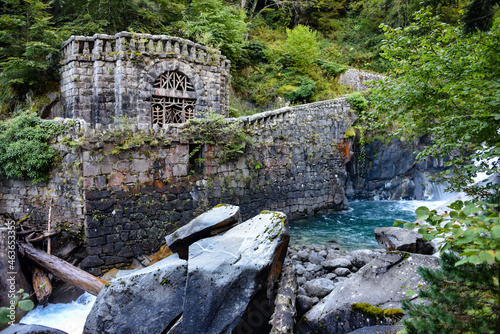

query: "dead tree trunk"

left=18, top=242, right=106, bottom=296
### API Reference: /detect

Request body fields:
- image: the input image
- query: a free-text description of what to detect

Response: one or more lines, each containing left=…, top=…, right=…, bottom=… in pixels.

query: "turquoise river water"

left=289, top=200, right=445, bottom=249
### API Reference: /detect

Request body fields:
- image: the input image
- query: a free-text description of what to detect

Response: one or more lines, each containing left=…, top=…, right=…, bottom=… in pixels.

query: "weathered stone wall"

left=338, top=69, right=385, bottom=92
left=0, top=98, right=355, bottom=273
left=59, top=32, right=230, bottom=129
left=0, top=119, right=85, bottom=234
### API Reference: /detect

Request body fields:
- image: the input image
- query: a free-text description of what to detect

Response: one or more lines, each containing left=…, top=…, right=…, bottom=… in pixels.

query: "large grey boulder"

left=374, top=227, right=434, bottom=255
left=84, top=254, right=187, bottom=334
left=296, top=251, right=439, bottom=334
left=170, top=210, right=290, bottom=334
left=0, top=324, right=67, bottom=334
left=165, top=204, right=241, bottom=259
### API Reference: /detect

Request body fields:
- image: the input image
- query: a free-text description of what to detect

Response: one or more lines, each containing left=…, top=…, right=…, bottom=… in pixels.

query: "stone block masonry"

left=0, top=98, right=356, bottom=273
left=59, top=32, right=230, bottom=129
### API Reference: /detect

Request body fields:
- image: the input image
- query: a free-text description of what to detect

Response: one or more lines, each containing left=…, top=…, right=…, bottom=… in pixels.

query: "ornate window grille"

left=152, top=71, right=196, bottom=126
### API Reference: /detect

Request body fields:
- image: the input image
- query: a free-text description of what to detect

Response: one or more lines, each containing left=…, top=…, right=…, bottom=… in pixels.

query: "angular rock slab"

left=165, top=204, right=241, bottom=259
left=374, top=227, right=434, bottom=255
left=170, top=211, right=290, bottom=334
left=297, top=251, right=439, bottom=334
left=84, top=254, right=187, bottom=334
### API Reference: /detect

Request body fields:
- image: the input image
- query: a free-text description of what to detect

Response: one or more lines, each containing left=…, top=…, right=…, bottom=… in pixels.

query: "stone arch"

left=141, top=61, right=206, bottom=126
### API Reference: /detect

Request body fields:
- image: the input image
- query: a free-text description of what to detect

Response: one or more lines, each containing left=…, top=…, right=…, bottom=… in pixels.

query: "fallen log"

left=18, top=242, right=106, bottom=296
left=269, top=264, right=298, bottom=334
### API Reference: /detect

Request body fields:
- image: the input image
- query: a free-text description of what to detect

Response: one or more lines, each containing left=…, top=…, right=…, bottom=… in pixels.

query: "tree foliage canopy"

left=367, top=8, right=500, bottom=194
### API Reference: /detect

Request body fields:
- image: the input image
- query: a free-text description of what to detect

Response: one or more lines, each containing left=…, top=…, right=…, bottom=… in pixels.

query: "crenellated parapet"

left=59, top=32, right=230, bottom=130
left=60, top=32, right=230, bottom=71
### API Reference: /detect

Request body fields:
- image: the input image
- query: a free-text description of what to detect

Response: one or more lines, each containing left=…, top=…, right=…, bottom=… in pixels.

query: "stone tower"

left=60, top=32, right=230, bottom=129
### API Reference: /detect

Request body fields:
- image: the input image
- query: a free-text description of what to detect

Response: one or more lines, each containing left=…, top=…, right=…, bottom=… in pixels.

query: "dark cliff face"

left=345, top=135, right=450, bottom=201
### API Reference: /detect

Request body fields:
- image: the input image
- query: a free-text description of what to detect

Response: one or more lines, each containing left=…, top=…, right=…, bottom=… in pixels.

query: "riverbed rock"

left=322, top=257, right=352, bottom=270
left=350, top=249, right=376, bottom=268
left=296, top=295, right=316, bottom=317
left=304, top=278, right=335, bottom=298
left=84, top=254, right=187, bottom=334
left=0, top=324, right=67, bottom=334
left=374, top=227, right=434, bottom=255
left=169, top=210, right=290, bottom=334
left=296, top=251, right=440, bottom=334
left=164, top=204, right=241, bottom=259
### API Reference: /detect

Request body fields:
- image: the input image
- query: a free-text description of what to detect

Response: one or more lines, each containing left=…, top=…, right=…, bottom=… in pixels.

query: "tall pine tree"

left=402, top=251, right=500, bottom=334
left=0, top=0, right=61, bottom=115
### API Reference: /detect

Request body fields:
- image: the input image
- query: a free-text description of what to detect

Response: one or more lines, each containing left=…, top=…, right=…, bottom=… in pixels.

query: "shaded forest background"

left=1, top=0, right=495, bottom=118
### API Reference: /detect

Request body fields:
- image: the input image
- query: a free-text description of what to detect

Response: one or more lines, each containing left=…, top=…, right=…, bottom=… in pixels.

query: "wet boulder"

left=296, top=251, right=439, bottom=334
left=84, top=254, right=187, bottom=334
left=374, top=227, right=434, bottom=255
left=165, top=204, right=241, bottom=259
left=170, top=210, right=290, bottom=334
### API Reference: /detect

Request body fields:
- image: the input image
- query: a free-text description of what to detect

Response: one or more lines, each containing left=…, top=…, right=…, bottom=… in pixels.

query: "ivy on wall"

left=179, top=111, right=252, bottom=163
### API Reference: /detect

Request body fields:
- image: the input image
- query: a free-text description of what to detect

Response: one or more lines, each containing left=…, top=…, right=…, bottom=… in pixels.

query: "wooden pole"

left=47, top=198, right=52, bottom=255
left=18, top=242, right=106, bottom=296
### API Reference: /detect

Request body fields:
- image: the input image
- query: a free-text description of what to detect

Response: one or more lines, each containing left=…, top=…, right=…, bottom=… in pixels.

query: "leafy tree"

left=0, top=0, right=61, bottom=115
left=378, top=8, right=500, bottom=333
left=281, top=24, right=320, bottom=73
left=182, top=0, right=247, bottom=64
left=367, top=8, right=500, bottom=195
left=398, top=200, right=500, bottom=265
left=402, top=251, right=499, bottom=334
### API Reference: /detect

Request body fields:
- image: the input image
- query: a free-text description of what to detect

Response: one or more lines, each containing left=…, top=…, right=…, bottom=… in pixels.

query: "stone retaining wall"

left=0, top=98, right=355, bottom=272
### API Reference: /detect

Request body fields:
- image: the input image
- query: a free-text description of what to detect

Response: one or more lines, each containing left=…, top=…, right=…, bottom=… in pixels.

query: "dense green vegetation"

left=402, top=251, right=499, bottom=334
left=372, top=6, right=499, bottom=333
left=2, top=0, right=493, bottom=118
left=0, top=113, right=65, bottom=183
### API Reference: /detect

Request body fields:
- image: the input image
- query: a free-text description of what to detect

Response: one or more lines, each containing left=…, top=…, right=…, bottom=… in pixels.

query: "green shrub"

left=402, top=252, right=499, bottom=334
left=284, top=77, right=316, bottom=103
left=316, top=60, right=349, bottom=77
left=0, top=113, right=65, bottom=183
left=346, top=92, right=368, bottom=111
left=179, top=111, right=251, bottom=163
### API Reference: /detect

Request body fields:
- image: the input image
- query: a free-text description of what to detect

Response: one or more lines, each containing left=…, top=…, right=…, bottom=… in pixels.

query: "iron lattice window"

left=152, top=71, right=196, bottom=126
left=152, top=97, right=195, bottom=124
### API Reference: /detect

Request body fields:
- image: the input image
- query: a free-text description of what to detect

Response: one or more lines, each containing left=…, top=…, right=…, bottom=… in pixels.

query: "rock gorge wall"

left=345, top=135, right=449, bottom=200
left=0, top=98, right=355, bottom=273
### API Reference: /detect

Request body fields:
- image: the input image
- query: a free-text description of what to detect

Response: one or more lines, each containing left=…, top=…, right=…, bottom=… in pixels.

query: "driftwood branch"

left=18, top=242, right=107, bottom=296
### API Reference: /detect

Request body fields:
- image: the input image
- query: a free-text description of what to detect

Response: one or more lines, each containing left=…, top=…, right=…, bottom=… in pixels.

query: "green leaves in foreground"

left=0, top=289, right=35, bottom=324
left=395, top=200, right=500, bottom=266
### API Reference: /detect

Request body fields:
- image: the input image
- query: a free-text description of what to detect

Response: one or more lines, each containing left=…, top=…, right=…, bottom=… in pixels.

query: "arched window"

left=152, top=71, right=196, bottom=126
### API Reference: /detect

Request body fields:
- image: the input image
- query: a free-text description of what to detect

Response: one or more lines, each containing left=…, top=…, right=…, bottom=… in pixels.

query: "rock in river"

left=296, top=251, right=439, bottom=334
left=84, top=207, right=289, bottom=334
left=172, top=210, right=289, bottom=334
